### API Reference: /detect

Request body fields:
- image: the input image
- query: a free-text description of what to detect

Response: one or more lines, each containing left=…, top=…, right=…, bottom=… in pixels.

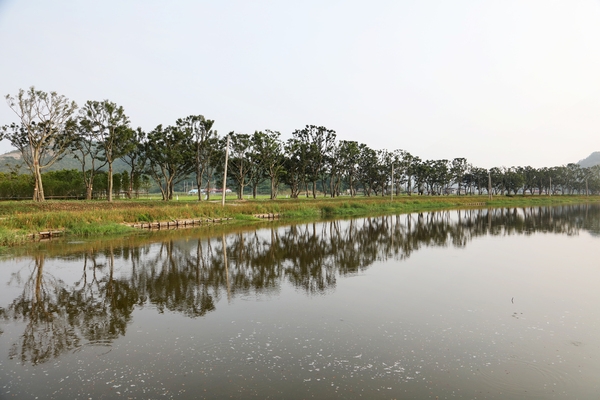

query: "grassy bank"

left=0, top=194, right=598, bottom=247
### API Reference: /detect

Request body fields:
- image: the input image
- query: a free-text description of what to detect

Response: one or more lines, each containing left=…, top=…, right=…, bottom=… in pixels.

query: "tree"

left=2, top=87, right=77, bottom=201
left=203, top=134, right=222, bottom=200
left=518, top=166, right=537, bottom=195
left=252, top=130, right=285, bottom=199
left=80, top=100, right=134, bottom=202
left=292, top=125, right=336, bottom=198
left=489, top=167, right=504, bottom=195
left=112, top=172, right=122, bottom=197
left=177, top=115, right=216, bottom=201
left=338, top=140, right=360, bottom=197
left=357, top=144, right=378, bottom=196
left=226, top=132, right=253, bottom=199
left=248, top=137, right=266, bottom=199
left=120, top=127, right=147, bottom=199
left=451, top=158, right=468, bottom=195
left=469, top=167, right=489, bottom=195
left=504, top=167, right=524, bottom=195
left=327, top=141, right=343, bottom=197
left=71, top=116, right=107, bottom=199
left=282, top=137, right=306, bottom=198
left=399, top=151, right=417, bottom=195
left=120, top=171, right=130, bottom=198
left=376, top=149, right=393, bottom=196
left=145, top=124, right=195, bottom=200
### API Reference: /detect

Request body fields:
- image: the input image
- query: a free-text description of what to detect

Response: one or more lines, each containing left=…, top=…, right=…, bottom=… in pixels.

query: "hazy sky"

left=1, top=0, right=599, bottom=168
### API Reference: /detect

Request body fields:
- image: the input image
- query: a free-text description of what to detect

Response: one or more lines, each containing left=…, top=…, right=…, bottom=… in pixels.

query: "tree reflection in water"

left=6, top=254, right=79, bottom=365
left=1, top=204, right=599, bottom=365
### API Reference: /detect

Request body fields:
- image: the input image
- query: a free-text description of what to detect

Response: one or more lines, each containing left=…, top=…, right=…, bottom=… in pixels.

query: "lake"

left=1, top=204, right=599, bottom=399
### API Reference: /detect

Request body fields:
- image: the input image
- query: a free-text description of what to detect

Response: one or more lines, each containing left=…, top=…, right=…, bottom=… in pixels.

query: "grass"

left=0, top=193, right=598, bottom=248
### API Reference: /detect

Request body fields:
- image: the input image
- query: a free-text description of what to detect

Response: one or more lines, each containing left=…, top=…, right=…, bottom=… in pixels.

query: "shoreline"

left=0, top=195, right=598, bottom=247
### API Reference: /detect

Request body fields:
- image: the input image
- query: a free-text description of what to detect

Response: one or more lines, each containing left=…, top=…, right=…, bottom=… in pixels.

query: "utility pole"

left=391, top=163, right=394, bottom=201
left=222, top=134, right=230, bottom=207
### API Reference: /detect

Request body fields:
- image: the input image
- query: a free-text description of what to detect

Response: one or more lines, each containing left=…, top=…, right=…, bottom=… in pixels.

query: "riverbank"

left=0, top=195, right=598, bottom=247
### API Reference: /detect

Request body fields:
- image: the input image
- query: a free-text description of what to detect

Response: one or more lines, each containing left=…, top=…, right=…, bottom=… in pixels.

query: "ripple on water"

left=72, top=340, right=113, bottom=357
left=476, top=358, right=575, bottom=398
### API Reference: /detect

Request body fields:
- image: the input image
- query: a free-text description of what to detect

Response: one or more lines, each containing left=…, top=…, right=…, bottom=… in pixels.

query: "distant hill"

left=578, top=152, right=600, bottom=168
left=0, top=149, right=130, bottom=174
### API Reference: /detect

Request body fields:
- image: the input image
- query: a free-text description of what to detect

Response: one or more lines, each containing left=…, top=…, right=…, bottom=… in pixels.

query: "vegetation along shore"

left=0, top=195, right=598, bottom=248
left=1, top=87, right=599, bottom=248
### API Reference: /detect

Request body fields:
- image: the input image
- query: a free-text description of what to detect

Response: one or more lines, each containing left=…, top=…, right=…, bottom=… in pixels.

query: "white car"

left=188, top=189, right=198, bottom=195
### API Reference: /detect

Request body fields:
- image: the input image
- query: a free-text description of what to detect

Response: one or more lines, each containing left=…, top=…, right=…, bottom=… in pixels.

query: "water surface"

left=1, top=205, right=599, bottom=399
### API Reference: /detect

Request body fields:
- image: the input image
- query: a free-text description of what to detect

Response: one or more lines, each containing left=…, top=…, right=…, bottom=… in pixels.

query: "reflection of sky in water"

left=1, top=205, right=600, bottom=399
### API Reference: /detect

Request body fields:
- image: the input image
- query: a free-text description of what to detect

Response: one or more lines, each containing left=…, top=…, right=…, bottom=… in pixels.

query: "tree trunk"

left=196, top=171, right=204, bottom=201
left=206, top=177, right=211, bottom=200
left=33, top=161, right=45, bottom=202
left=270, top=177, right=276, bottom=200
left=107, top=162, right=113, bottom=202
left=196, top=146, right=203, bottom=201
left=128, top=170, right=134, bottom=199
left=158, top=184, right=167, bottom=200
left=168, top=180, right=174, bottom=200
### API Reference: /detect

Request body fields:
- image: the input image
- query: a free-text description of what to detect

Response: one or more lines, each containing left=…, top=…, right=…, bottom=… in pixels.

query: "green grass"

left=66, top=222, right=136, bottom=236
left=0, top=226, right=28, bottom=248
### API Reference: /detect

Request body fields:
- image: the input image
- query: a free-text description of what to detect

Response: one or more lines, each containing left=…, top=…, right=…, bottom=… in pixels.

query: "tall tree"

left=145, top=124, right=195, bottom=200
left=226, top=132, right=253, bottom=199
left=450, top=158, right=468, bottom=195
left=177, top=115, right=216, bottom=201
left=2, top=87, right=77, bottom=201
left=338, top=140, right=360, bottom=197
left=80, top=100, right=134, bottom=202
left=203, top=134, right=222, bottom=200
left=282, top=137, right=306, bottom=198
left=120, top=127, right=147, bottom=199
left=292, top=125, right=336, bottom=198
left=357, top=144, right=378, bottom=196
left=71, top=117, right=107, bottom=199
left=327, top=141, right=343, bottom=197
left=399, top=151, right=417, bottom=195
left=252, top=130, right=285, bottom=199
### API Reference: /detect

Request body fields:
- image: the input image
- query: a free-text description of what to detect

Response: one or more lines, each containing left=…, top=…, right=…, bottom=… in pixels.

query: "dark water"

left=1, top=204, right=600, bottom=399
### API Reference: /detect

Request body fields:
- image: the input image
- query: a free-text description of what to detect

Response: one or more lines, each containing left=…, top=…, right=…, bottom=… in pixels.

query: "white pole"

left=391, top=163, right=394, bottom=201
left=222, top=135, right=230, bottom=207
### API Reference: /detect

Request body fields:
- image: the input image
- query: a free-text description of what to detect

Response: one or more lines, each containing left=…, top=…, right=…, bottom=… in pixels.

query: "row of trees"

left=2, top=87, right=600, bottom=202
left=0, top=169, right=150, bottom=199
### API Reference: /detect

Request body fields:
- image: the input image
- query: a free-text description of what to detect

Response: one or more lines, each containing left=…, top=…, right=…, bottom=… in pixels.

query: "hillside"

left=0, top=149, right=130, bottom=174
left=578, top=152, right=600, bottom=168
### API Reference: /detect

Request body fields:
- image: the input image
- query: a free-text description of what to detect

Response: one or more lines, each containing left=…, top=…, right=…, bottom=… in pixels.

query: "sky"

left=1, top=0, right=599, bottom=169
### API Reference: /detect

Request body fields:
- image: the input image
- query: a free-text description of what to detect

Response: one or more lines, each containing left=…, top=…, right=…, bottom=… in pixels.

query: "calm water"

left=1, top=205, right=600, bottom=399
